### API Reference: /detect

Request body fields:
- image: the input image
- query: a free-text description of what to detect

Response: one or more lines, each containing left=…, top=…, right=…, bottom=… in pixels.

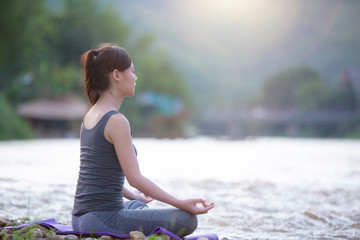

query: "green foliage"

left=50, top=0, right=131, bottom=65
left=0, top=0, right=191, bottom=138
left=260, top=66, right=331, bottom=109
left=0, top=94, right=32, bottom=140
left=258, top=65, right=357, bottom=112
left=0, top=0, right=52, bottom=102
left=129, top=34, right=191, bottom=102
left=122, top=34, right=192, bottom=132
left=32, top=62, right=82, bottom=97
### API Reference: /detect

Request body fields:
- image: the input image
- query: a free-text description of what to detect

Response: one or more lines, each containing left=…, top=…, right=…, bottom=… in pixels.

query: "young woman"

left=72, top=44, right=214, bottom=237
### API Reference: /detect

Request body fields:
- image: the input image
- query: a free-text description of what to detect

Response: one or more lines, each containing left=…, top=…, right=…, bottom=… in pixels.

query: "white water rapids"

left=0, top=137, right=359, bottom=239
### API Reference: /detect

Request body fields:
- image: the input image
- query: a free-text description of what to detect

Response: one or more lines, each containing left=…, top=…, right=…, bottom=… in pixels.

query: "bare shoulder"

left=109, top=113, right=129, bottom=125
left=105, top=113, right=131, bottom=142
left=108, top=113, right=131, bottom=131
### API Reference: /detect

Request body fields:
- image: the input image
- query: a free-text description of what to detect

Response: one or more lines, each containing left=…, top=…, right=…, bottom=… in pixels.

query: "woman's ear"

left=112, top=69, right=122, bottom=82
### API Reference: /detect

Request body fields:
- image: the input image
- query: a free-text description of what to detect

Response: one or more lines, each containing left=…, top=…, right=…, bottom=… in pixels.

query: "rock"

left=57, top=235, right=66, bottom=240
left=99, top=236, right=113, bottom=240
left=31, top=228, right=44, bottom=238
left=65, top=234, right=79, bottom=240
left=129, top=231, right=146, bottom=240
left=45, top=230, right=57, bottom=239
left=0, top=219, right=7, bottom=227
left=38, top=225, right=49, bottom=232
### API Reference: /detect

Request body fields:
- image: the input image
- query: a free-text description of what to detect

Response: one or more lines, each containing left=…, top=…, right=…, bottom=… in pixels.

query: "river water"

left=0, top=137, right=359, bottom=239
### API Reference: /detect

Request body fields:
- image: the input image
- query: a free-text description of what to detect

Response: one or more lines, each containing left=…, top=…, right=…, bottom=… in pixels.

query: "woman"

left=72, top=43, right=214, bottom=237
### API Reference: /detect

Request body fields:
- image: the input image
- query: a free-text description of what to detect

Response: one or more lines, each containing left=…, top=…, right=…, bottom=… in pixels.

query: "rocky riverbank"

left=0, top=218, right=198, bottom=240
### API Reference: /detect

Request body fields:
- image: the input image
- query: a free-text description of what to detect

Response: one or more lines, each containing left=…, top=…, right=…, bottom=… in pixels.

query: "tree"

left=260, top=66, right=331, bottom=109
left=0, top=0, right=51, bottom=102
left=0, top=94, right=32, bottom=140
left=0, top=0, right=191, bottom=138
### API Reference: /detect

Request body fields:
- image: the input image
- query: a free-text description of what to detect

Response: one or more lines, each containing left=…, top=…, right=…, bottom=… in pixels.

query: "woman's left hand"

left=134, top=190, right=154, bottom=203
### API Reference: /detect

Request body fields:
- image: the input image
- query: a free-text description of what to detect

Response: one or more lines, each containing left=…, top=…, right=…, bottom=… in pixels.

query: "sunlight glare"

left=182, top=0, right=300, bottom=52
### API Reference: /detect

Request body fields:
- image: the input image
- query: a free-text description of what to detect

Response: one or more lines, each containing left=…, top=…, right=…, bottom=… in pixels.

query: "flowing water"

left=0, top=137, right=359, bottom=239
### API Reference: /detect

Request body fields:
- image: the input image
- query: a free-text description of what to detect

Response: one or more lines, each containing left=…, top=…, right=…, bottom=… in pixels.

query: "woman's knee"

left=184, top=211, right=197, bottom=228
left=174, top=210, right=198, bottom=236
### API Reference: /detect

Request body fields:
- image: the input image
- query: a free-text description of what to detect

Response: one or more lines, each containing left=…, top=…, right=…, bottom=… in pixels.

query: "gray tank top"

left=72, top=110, right=125, bottom=216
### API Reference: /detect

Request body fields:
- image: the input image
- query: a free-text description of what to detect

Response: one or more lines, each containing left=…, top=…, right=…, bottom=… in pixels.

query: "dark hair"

left=81, top=43, right=132, bottom=105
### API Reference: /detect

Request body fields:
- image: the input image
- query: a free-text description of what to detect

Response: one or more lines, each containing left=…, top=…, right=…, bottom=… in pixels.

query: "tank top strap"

left=97, top=110, right=119, bottom=133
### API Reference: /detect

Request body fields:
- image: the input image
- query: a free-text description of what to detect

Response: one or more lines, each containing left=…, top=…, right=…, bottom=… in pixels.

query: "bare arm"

left=105, top=114, right=214, bottom=215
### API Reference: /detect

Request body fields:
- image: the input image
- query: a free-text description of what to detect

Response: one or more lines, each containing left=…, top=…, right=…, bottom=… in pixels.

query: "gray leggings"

left=72, top=201, right=198, bottom=237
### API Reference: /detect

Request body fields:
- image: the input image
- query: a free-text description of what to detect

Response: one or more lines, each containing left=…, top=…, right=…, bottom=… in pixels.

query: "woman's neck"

left=97, top=90, right=124, bottom=111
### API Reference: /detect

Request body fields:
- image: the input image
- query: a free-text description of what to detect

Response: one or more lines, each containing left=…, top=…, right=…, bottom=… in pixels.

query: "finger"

left=196, top=208, right=210, bottom=215
left=197, top=203, right=214, bottom=214
left=200, top=201, right=214, bottom=208
left=202, top=202, right=211, bottom=207
left=146, top=197, right=154, bottom=202
left=205, top=203, right=215, bottom=211
left=194, top=198, right=206, bottom=205
left=143, top=196, right=154, bottom=203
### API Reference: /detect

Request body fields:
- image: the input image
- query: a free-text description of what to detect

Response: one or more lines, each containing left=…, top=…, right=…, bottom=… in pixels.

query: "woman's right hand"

left=178, top=199, right=215, bottom=215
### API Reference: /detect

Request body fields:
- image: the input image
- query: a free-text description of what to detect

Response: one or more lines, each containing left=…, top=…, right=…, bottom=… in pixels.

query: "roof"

left=17, top=95, right=89, bottom=120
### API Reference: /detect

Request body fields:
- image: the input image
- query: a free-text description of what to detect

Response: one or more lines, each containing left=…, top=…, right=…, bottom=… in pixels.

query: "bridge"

left=199, top=107, right=357, bottom=137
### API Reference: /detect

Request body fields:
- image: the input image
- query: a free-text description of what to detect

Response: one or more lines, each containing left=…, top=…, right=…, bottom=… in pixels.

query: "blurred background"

left=1, top=1, right=360, bottom=239
left=0, top=0, right=359, bottom=140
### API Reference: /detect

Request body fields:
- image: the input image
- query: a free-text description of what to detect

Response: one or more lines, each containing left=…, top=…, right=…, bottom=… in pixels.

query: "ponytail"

left=82, top=50, right=99, bottom=105
left=81, top=44, right=132, bottom=105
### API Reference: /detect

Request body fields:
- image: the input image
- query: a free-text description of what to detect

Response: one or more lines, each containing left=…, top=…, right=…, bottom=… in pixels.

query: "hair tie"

left=93, top=50, right=99, bottom=57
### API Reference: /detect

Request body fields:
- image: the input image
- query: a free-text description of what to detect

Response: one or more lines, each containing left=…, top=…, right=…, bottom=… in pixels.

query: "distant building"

left=17, top=95, right=89, bottom=138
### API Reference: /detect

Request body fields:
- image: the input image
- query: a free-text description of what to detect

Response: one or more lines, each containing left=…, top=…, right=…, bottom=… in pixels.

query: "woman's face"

left=120, top=63, right=138, bottom=97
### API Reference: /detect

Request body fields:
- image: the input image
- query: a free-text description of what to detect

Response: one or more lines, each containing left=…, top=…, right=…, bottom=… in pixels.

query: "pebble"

left=31, top=228, right=44, bottom=238
left=99, top=236, right=113, bottom=240
left=65, top=234, right=79, bottom=240
left=130, top=231, right=146, bottom=240
left=0, top=219, right=7, bottom=228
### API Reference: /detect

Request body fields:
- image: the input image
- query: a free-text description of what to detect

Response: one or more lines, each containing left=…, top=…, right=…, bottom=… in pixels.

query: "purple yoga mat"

left=1, top=219, right=218, bottom=240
